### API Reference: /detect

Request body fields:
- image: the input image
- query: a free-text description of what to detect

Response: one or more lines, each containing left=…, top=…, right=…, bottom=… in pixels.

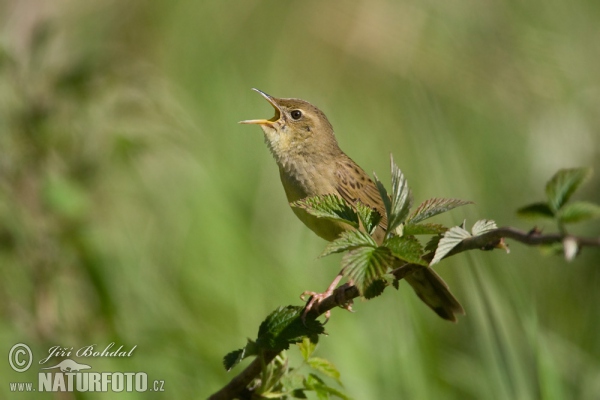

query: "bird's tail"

left=404, top=266, right=465, bottom=322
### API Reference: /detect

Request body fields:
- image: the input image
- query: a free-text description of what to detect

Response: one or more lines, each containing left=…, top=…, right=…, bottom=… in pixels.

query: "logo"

left=7, top=342, right=165, bottom=393
left=41, top=359, right=91, bottom=372
left=9, top=343, right=33, bottom=373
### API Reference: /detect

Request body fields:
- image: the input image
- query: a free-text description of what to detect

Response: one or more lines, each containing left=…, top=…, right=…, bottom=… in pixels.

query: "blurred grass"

left=1, top=0, right=599, bottom=399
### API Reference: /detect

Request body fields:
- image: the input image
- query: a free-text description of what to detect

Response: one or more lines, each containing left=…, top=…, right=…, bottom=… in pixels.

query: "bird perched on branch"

left=240, top=88, right=464, bottom=322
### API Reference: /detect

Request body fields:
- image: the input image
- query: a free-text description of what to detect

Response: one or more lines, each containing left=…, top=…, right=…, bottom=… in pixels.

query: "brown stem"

left=208, top=226, right=599, bottom=399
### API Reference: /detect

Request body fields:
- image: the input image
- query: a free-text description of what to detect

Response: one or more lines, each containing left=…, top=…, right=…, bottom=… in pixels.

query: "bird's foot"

left=300, top=275, right=354, bottom=324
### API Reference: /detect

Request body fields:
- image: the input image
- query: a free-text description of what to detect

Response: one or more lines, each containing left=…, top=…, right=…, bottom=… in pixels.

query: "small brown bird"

left=240, top=89, right=464, bottom=321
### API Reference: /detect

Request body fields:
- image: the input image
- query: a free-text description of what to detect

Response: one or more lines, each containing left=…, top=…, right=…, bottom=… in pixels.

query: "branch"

left=208, top=226, right=599, bottom=399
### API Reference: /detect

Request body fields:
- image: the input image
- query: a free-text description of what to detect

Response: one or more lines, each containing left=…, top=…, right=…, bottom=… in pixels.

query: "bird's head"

left=240, top=89, right=340, bottom=166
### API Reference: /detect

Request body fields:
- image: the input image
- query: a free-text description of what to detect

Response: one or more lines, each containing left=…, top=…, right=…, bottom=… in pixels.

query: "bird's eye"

left=291, top=110, right=303, bottom=120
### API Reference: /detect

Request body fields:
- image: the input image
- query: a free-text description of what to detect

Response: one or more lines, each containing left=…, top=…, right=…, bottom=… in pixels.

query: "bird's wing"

left=334, top=157, right=388, bottom=232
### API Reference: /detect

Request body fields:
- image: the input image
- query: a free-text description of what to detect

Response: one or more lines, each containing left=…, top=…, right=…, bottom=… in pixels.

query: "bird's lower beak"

left=239, top=88, right=282, bottom=125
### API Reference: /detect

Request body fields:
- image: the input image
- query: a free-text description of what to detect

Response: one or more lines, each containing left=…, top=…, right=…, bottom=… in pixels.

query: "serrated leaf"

left=320, top=230, right=376, bottom=258
left=299, top=337, right=316, bottom=361
left=471, top=219, right=498, bottom=236
left=517, top=202, right=555, bottom=219
left=403, top=223, right=448, bottom=236
left=363, top=279, right=387, bottom=299
left=341, top=246, right=395, bottom=295
left=407, top=198, right=473, bottom=224
left=430, top=226, right=471, bottom=266
left=546, top=167, right=592, bottom=212
left=424, top=235, right=442, bottom=253
left=384, top=236, right=427, bottom=266
left=292, top=194, right=359, bottom=228
left=305, top=374, right=349, bottom=400
left=387, top=156, right=413, bottom=233
left=558, top=201, right=600, bottom=224
left=374, top=174, right=392, bottom=224
left=308, top=357, right=341, bottom=383
left=356, top=201, right=382, bottom=235
left=223, top=348, right=245, bottom=371
left=256, top=306, right=325, bottom=352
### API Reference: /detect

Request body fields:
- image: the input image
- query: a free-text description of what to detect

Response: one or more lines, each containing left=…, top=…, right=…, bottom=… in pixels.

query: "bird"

left=240, top=88, right=464, bottom=322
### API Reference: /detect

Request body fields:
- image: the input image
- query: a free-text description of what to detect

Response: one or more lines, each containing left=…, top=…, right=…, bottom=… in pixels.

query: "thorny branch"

left=208, top=226, right=599, bottom=400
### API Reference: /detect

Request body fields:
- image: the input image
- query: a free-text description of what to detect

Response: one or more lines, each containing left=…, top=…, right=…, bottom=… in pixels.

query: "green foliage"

left=430, top=220, right=498, bottom=266
left=557, top=202, right=600, bottom=224
left=546, top=168, right=592, bottom=212
left=384, top=236, right=428, bottom=266
left=374, top=156, right=413, bottom=236
left=342, top=246, right=396, bottom=294
left=320, top=230, right=377, bottom=258
left=355, top=201, right=383, bottom=235
left=407, top=198, right=473, bottom=225
left=518, top=168, right=599, bottom=228
left=292, top=194, right=359, bottom=229
left=240, top=338, right=349, bottom=399
left=295, top=158, right=473, bottom=297
left=224, top=306, right=326, bottom=371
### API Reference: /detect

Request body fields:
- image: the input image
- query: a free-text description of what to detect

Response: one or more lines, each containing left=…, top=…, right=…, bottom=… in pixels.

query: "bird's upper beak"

left=239, top=88, right=282, bottom=125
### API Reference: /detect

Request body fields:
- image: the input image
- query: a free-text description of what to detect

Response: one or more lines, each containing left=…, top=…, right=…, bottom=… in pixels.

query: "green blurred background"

left=1, top=0, right=599, bottom=398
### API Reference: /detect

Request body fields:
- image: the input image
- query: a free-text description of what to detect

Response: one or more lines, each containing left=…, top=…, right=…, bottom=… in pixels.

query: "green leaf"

left=424, top=235, right=442, bottom=253
left=356, top=201, right=382, bottom=235
left=557, top=201, right=600, bottom=224
left=517, top=202, right=555, bottom=219
left=341, top=246, right=395, bottom=295
left=430, top=226, right=471, bottom=266
left=320, top=230, right=376, bottom=258
left=292, top=194, right=359, bottom=228
left=384, top=236, right=427, bottom=266
left=546, top=167, right=592, bottom=212
left=471, top=219, right=498, bottom=236
left=363, top=279, right=387, bottom=299
left=256, top=306, right=325, bottom=352
left=223, top=348, right=245, bottom=372
left=403, top=223, right=448, bottom=236
left=222, top=339, right=258, bottom=371
left=308, top=357, right=342, bottom=384
left=299, top=337, right=316, bottom=361
left=407, top=198, right=473, bottom=224
left=305, top=374, right=349, bottom=400
left=387, top=156, right=413, bottom=234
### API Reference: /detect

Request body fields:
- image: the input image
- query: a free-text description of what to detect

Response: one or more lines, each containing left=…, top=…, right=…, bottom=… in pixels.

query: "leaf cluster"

left=250, top=338, right=349, bottom=399
left=294, top=156, right=472, bottom=295
left=518, top=168, right=600, bottom=228
left=224, top=306, right=325, bottom=372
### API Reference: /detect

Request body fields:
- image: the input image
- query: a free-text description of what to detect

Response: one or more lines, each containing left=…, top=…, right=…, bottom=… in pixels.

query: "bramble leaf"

left=384, top=235, right=427, bottom=266
left=299, top=337, right=316, bottom=361
left=223, top=348, right=245, bottom=372
left=471, top=219, right=498, bottom=236
left=430, top=226, right=471, bottom=266
left=308, top=357, right=342, bottom=384
left=320, top=230, right=376, bottom=258
left=407, top=198, right=473, bottom=224
left=363, top=279, right=387, bottom=299
left=256, top=306, right=325, bottom=352
left=557, top=201, right=600, bottom=224
left=387, top=156, right=413, bottom=234
left=356, top=201, right=382, bottom=235
left=341, top=246, right=395, bottom=295
left=517, top=202, right=555, bottom=219
left=292, top=195, right=359, bottom=228
left=403, top=223, right=448, bottom=236
left=546, top=168, right=592, bottom=212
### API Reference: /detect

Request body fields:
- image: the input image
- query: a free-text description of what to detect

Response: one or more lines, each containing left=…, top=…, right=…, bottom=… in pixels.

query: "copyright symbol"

left=9, top=343, right=33, bottom=372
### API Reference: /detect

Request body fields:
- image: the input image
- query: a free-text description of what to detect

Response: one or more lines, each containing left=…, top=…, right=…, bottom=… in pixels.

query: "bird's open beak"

left=239, top=88, right=282, bottom=125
